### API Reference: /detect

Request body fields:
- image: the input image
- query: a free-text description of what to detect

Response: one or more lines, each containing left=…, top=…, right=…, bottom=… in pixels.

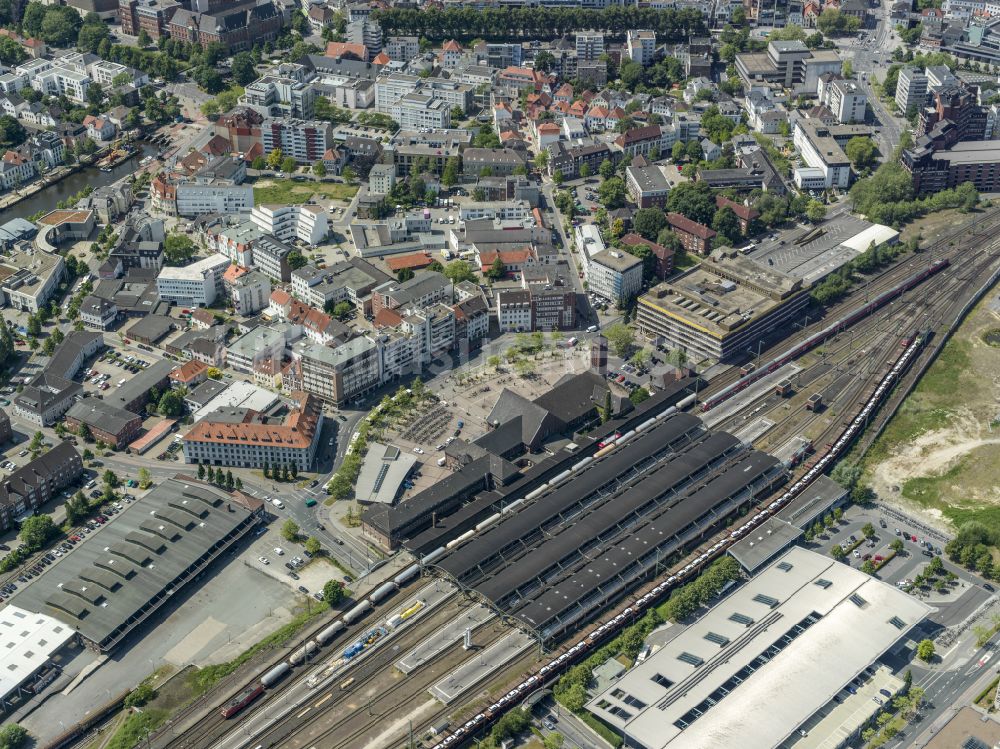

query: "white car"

left=273, top=547, right=284, bottom=556
left=413, top=447, right=424, bottom=454
left=270, top=498, right=285, bottom=509
left=258, top=556, right=269, bottom=565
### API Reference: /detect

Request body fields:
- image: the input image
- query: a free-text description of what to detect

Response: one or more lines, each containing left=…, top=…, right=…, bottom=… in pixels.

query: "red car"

left=911, top=535, right=918, bottom=542
left=874, top=555, right=884, bottom=562
left=70, top=535, right=81, bottom=542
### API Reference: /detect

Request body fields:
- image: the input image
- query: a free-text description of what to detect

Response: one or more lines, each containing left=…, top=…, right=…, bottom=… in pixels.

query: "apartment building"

left=0, top=442, right=83, bottom=531
left=290, top=258, right=390, bottom=310
left=819, top=78, right=867, bottom=124
left=155, top=253, right=229, bottom=307
left=182, top=392, right=324, bottom=471
left=587, top=249, right=644, bottom=306
left=289, top=337, right=381, bottom=406
left=626, top=165, right=671, bottom=209
left=242, top=64, right=315, bottom=119
left=64, top=399, right=142, bottom=449
left=371, top=272, right=453, bottom=317
left=251, top=204, right=328, bottom=245
left=792, top=119, right=853, bottom=189
left=260, top=118, right=332, bottom=164
left=252, top=234, right=295, bottom=282
left=575, top=31, right=605, bottom=61
left=225, top=325, right=287, bottom=374
left=226, top=269, right=271, bottom=315
left=895, top=67, right=928, bottom=115
left=495, top=288, right=532, bottom=333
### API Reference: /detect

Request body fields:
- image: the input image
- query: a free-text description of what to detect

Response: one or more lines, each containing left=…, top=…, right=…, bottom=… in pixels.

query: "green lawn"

left=253, top=179, right=358, bottom=205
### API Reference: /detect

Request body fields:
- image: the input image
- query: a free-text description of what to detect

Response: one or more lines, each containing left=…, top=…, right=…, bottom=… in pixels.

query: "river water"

left=0, top=142, right=159, bottom=222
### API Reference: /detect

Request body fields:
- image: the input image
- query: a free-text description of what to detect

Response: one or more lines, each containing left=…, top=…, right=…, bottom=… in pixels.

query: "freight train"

left=218, top=562, right=420, bottom=718
left=427, top=331, right=929, bottom=749
left=699, top=259, right=948, bottom=413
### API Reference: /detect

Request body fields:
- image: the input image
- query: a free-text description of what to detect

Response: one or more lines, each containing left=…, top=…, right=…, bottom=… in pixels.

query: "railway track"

left=223, top=596, right=492, bottom=749
left=697, top=210, right=1000, bottom=401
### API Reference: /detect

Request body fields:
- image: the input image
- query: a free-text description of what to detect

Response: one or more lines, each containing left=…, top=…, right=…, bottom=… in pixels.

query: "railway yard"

left=140, top=211, right=1000, bottom=749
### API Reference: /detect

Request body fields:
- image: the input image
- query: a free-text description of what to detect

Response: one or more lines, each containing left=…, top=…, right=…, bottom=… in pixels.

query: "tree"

left=862, top=522, right=876, bottom=539
left=312, top=160, right=327, bottom=177
left=26, top=314, right=41, bottom=337
left=65, top=491, right=90, bottom=526
left=441, top=156, right=461, bottom=187
left=861, top=560, right=876, bottom=575
left=137, top=28, right=152, bottom=48
left=916, top=638, right=935, bottom=662
left=281, top=156, right=298, bottom=174
left=262, top=460, right=270, bottom=479
left=891, top=538, right=904, bottom=553
left=598, top=177, right=627, bottom=209
left=78, top=20, right=110, bottom=54
left=552, top=169, right=564, bottom=185
left=805, top=199, right=827, bottom=223
left=598, top=158, right=615, bottom=181
left=323, top=579, right=345, bottom=605
left=579, top=162, right=592, bottom=179
left=485, top=255, right=505, bottom=281
left=0, top=724, right=29, bottom=749
left=667, top=181, right=716, bottom=226
left=225, top=470, right=235, bottom=490
left=633, top=208, right=667, bottom=241
left=124, top=683, right=156, bottom=708
left=443, top=260, right=478, bottom=284
left=287, top=250, right=307, bottom=270
left=305, top=537, right=321, bottom=555
left=158, top=390, right=184, bottom=418
left=39, top=6, right=83, bottom=46
left=138, top=467, right=153, bottom=490
left=0, top=37, right=26, bottom=66
left=251, top=155, right=267, bottom=170
left=267, top=147, right=284, bottom=170
left=163, top=233, right=196, bottom=265
left=332, top=301, right=352, bottom=319
left=604, top=323, right=634, bottom=358
left=601, top=389, right=612, bottom=423
left=629, top=387, right=650, bottom=405
left=712, top=206, right=742, bottom=245
left=281, top=519, right=300, bottom=541
left=19, top=515, right=55, bottom=550
left=845, top=136, right=878, bottom=171
left=231, top=51, right=257, bottom=86
left=207, top=367, right=222, bottom=380
left=342, top=166, right=356, bottom=184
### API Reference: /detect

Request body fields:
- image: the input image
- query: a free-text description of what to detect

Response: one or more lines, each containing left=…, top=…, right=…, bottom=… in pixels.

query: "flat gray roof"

left=586, top=546, right=931, bottom=749
left=750, top=214, right=875, bottom=285
left=355, top=442, right=417, bottom=504
left=9, top=478, right=259, bottom=652
left=727, top=516, right=803, bottom=573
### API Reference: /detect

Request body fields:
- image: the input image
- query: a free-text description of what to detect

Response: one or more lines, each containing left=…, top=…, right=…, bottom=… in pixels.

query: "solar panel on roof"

left=729, top=612, right=754, bottom=626
left=704, top=631, right=730, bottom=646
left=776, top=561, right=793, bottom=571
left=849, top=593, right=867, bottom=608
left=962, top=738, right=989, bottom=749
left=677, top=651, right=704, bottom=667
left=814, top=578, right=832, bottom=589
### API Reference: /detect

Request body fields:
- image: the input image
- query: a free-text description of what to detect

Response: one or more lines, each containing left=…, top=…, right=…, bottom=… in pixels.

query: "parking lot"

left=809, top=504, right=979, bottom=609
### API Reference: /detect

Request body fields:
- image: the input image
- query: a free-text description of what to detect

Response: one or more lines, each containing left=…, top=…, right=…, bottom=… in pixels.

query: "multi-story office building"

left=626, top=30, right=656, bottom=66
left=902, top=139, right=1000, bottom=194
left=347, top=18, right=382, bottom=57
left=495, top=288, right=533, bottom=333
left=119, top=0, right=180, bottom=39
left=819, top=78, right=867, bottom=124
left=252, top=234, right=295, bottom=282
left=391, top=92, right=450, bottom=130
left=167, top=0, right=282, bottom=54
left=260, top=118, right=332, bottom=164
left=251, top=204, right=328, bottom=245
left=182, top=392, right=324, bottom=471
left=155, top=254, right=229, bottom=307
left=626, top=165, right=671, bottom=208
left=636, top=255, right=808, bottom=362
left=587, top=249, right=643, bottom=306
left=792, top=119, right=854, bottom=189
left=0, top=247, right=66, bottom=314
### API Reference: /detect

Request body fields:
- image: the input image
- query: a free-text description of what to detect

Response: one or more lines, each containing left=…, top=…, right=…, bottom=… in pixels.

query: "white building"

left=626, top=30, right=656, bottom=66
left=820, top=78, right=867, bottom=124
left=155, top=254, right=230, bottom=307
left=586, top=546, right=931, bottom=749
left=587, top=249, right=643, bottom=306
left=176, top=182, right=254, bottom=217
left=895, top=67, right=928, bottom=116
left=0, top=247, right=65, bottom=313
left=495, top=287, right=532, bottom=333
left=251, top=204, right=329, bottom=245
left=391, top=92, right=450, bottom=130
left=242, top=64, right=316, bottom=119
left=575, top=31, right=604, bottom=61
left=792, top=120, right=852, bottom=189
left=227, top=270, right=271, bottom=315
left=369, top=163, right=396, bottom=195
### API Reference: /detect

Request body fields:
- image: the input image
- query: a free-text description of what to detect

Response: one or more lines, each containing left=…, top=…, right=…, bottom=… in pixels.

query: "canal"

left=0, top=142, right=159, bottom=222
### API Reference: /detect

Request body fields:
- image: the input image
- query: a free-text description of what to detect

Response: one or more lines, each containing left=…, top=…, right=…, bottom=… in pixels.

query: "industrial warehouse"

left=429, top=410, right=786, bottom=641
left=9, top=477, right=264, bottom=653
left=585, top=546, right=931, bottom=749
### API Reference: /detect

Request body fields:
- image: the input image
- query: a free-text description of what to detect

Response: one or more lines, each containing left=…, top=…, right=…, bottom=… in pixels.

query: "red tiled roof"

left=374, top=308, right=404, bottom=328
left=325, top=42, right=368, bottom=60
left=270, top=289, right=291, bottom=307
left=169, top=360, right=208, bottom=384
left=715, top=195, right=761, bottom=222
left=385, top=252, right=434, bottom=271
left=667, top=212, right=716, bottom=240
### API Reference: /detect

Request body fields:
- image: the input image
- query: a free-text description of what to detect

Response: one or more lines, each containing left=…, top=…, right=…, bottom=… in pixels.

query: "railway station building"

left=8, top=477, right=264, bottom=653
left=586, top=546, right=931, bottom=749
left=636, top=253, right=809, bottom=363
left=429, top=409, right=787, bottom=642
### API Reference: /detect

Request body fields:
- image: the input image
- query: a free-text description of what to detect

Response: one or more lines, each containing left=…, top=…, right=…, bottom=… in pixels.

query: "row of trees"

left=372, top=6, right=707, bottom=41
left=554, top=557, right=742, bottom=712
left=850, top=162, right=978, bottom=226
left=196, top=462, right=243, bottom=491
left=263, top=461, right=299, bottom=482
